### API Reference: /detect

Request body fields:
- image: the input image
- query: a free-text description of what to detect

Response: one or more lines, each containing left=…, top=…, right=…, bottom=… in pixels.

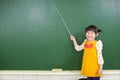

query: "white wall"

left=0, top=70, right=120, bottom=80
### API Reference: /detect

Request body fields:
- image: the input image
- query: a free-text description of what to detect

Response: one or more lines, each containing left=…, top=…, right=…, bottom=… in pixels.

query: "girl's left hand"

left=98, top=68, right=103, bottom=74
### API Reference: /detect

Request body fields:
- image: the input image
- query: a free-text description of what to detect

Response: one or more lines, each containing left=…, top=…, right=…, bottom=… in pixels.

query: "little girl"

left=70, top=25, right=104, bottom=80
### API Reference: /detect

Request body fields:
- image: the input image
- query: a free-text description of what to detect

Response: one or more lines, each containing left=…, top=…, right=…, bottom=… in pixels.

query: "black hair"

left=85, top=25, right=102, bottom=34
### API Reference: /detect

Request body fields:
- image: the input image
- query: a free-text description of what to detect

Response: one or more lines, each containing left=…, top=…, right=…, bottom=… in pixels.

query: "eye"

left=91, top=32, right=94, bottom=34
left=86, top=31, right=91, bottom=34
left=91, top=31, right=95, bottom=35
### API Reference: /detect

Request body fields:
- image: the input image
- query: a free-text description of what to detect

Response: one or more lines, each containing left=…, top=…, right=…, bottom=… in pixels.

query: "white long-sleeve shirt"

left=74, top=39, right=104, bottom=65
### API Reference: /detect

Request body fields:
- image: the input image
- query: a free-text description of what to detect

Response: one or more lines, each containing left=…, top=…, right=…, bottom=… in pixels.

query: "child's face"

left=86, top=31, right=98, bottom=41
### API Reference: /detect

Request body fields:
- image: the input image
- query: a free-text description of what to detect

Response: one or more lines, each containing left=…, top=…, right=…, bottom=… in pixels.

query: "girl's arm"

left=98, top=64, right=103, bottom=74
left=96, top=40, right=104, bottom=74
left=70, top=35, right=85, bottom=51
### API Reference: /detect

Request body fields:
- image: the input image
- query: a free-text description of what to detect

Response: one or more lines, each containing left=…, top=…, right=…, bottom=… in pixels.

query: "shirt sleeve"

left=96, top=40, right=104, bottom=65
left=75, top=39, right=87, bottom=51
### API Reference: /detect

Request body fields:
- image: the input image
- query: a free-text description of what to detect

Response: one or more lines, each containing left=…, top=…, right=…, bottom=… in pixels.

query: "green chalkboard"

left=0, top=0, right=120, bottom=70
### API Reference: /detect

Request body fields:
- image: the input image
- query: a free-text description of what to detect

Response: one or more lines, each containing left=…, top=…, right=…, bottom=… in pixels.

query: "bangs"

left=85, top=27, right=97, bottom=33
left=85, top=25, right=101, bottom=33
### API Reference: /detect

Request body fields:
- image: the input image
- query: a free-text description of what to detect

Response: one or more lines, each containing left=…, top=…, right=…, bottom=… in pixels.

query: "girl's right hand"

left=70, top=35, right=75, bottom=41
